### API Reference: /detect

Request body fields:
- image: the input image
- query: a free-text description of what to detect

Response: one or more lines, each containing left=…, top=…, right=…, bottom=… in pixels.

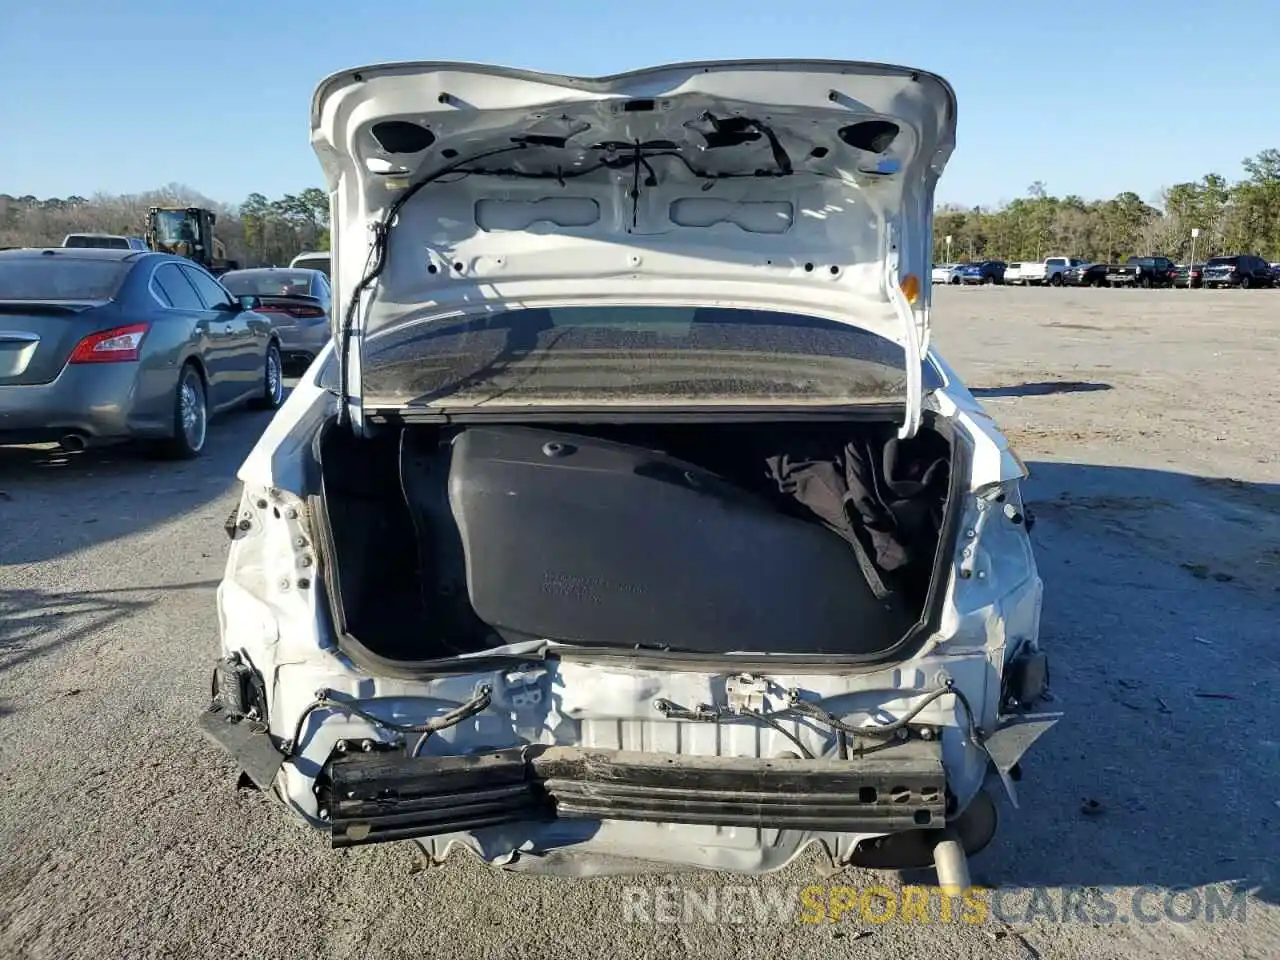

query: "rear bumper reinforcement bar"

left=324, top=744, right=946, bottom=848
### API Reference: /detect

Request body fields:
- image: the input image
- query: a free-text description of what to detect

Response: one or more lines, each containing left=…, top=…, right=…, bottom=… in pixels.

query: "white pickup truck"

left=1017, top=256, right=1086, bottom=286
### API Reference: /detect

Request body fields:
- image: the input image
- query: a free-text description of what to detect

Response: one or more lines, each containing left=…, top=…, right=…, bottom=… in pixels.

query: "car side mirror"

left=236, top=294, right=260, bottom=311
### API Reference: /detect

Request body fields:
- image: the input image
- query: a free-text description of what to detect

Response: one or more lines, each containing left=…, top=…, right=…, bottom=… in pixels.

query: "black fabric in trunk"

left=765, top=429, right=950, bottom=597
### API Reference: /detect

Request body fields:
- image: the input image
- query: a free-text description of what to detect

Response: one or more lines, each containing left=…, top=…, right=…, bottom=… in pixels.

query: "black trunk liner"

left=399, top=425, right=915, bottom=655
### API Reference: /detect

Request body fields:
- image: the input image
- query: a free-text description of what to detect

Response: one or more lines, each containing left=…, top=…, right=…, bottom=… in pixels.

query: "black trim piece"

left=324, top=743, right=945, bottom=847
left=198, top=704, right=286, bottom=790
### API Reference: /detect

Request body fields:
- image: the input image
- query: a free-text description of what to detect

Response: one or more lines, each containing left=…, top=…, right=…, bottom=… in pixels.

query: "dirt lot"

left=1, top=287, right=1277, bottom=959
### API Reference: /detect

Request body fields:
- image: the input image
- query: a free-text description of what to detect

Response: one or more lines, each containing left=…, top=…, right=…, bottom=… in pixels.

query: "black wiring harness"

left=334, top=142, right=533, bottom=426
left=282, top=684, right=493, bottom=761
left=653, top=681, right=985, bottom=761
left=332, top=114, right=805, bottom=425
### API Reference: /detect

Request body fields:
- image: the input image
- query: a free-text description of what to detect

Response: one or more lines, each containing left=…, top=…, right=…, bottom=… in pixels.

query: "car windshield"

left=341, top=305, right=940, bottom=408
left=1204, top=257, right=1236, bottom=267
left=0, top=258, right=130, bottom=300
left=64, top=235, right=129, bottom=249
left=151, top=211, right=201, bottom=245
left=221, top=270, right=314, bottom=297
left=292, top=255, right=330, bottom=276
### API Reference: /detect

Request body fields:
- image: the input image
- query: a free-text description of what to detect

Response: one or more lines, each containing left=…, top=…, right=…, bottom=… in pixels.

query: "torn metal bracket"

left=198, top=703, right=286, bottom=790
left=725, top=673, right=769, bottom=714
left=982, top=712, right=1062, bottom=809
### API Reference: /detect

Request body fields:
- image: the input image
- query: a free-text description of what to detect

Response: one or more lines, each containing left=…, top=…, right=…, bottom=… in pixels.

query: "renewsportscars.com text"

left=621, top=884, right=1251, bottom=926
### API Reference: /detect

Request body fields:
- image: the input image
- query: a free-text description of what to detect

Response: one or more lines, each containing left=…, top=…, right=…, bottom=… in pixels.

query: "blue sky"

left=1, top=1, right=1274, bottom=208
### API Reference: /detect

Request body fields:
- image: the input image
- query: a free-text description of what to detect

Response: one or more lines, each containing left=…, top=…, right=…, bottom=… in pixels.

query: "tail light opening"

left=68, top=323, right=150, bottom=363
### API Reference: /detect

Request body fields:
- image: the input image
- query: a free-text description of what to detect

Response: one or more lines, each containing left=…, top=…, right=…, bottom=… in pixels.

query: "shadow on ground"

left=970, top=380, right=1114, bottom=398
left=0, top=400, right=284, bottom=565
left=966, top=460, right=1279, bottom=901
left=0, top=580, right=219, bottom=677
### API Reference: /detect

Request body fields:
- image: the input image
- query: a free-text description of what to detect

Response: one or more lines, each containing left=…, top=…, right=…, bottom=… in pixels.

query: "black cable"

left=283, top=685, right=492, bottom=760
left=411, top=691, right=494, bottom=757
left=629, top=142, right=643, bottom=229
left=784, top=684, right=985, bottom=746
left=334, top=143, right=530, bottom=426
left=742, top=118, right=793, bottom=176
left=738, top=708, right=816, bottom=759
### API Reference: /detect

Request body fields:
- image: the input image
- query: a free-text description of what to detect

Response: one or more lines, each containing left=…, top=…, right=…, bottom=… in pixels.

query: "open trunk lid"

left=310, top=59, right=957, bottom=437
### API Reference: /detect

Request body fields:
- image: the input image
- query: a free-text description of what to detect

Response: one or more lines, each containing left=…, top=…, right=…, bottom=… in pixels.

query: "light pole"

left=1189, top=228, right=1199, bottom=290
left=945, top=234, right=953, bottom=263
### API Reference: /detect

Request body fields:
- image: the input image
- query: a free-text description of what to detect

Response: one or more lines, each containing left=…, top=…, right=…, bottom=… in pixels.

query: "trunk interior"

left=316, top=418, right=957, bottom=663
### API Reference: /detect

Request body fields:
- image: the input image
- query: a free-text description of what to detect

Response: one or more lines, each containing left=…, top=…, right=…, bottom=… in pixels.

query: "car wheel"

left=1140, top=276, right=1152, bottom=289
left=950, top=276, right=961, bottom=285
left=150, top=363, right=207, bottom=460
left=984, top=275, right=995, bottom=285
left=1050, top=273, right=1063, bottom=287
left=1240, top=276, right=1252, bottom=289
left=249, top=341, right=285, bottom=410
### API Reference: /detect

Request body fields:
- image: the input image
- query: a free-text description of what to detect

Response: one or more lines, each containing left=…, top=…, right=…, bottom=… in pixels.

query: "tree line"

left=935, top=149, right=1280, bottom=264
left=3, top=147, right=1278, bottom=267
left=0, top=184, right=330, bottom=267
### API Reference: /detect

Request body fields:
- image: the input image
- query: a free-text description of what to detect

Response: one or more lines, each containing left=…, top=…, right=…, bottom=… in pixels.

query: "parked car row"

left=932, top=260, right=1007, bottom=284
left=939, top=254, right=1279, bottom=289
left=0, top=248, right=333, bottom=458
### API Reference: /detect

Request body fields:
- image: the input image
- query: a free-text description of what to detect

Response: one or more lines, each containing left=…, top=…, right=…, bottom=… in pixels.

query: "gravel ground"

left=1, top=287, right=1277, bottom=959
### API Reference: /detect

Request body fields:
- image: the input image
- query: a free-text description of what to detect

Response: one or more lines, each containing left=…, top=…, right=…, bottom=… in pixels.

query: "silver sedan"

left=218, top=267, right=331, bottom=373
left=0, top=248, right=284, bottom=458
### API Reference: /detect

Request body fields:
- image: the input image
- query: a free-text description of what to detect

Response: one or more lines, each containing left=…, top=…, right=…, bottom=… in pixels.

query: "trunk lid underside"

left=310, top=60, right=958, bottom=434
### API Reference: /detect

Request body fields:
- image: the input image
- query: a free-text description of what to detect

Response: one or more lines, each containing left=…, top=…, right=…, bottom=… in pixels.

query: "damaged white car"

left=205, top=59, right=1057, bottom=885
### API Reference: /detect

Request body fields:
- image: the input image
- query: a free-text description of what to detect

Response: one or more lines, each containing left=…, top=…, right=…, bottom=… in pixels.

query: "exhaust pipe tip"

left=58, top=434, right=87, bottom=453
left=932, top=834, right=972, bottom=892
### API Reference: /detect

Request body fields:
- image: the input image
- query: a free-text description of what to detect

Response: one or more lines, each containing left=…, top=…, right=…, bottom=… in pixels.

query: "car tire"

left=950, top=276, right=961, bottom=285
left=150, top=363, right=207, bottom=460
left=1240, top=276, right=1252, bottom=289
left=1050, top=273, right=1063, bottom=287
left=249, top=341, right=285, bottom=411
left=984, top=275, right=995, bottom=285
left=1140, top=276, right=1152, bottom=289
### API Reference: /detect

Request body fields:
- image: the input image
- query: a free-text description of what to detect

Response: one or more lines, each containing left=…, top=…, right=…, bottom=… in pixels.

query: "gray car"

left=218, top=267, right=331, bottom=372
left=0, top=248, right=284, bottom=458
